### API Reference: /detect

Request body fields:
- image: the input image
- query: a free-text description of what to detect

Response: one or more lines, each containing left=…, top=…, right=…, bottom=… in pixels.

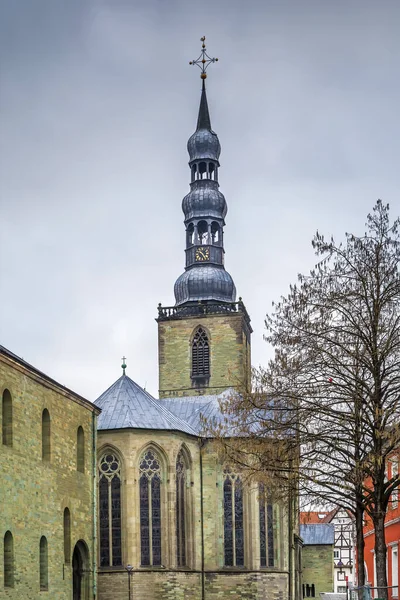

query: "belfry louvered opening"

left=191, top=327, right=210, bottom=384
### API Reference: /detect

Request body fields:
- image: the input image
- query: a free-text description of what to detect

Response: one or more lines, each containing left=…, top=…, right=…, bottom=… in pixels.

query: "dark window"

left=42, top=409, right=51, bottom=462
left=4, top=531, right=14, bottom=588
left=259, top=484, right=275, bottom=567
left=2, top=389, right=12, bottom=447
left=98, top=452, right=122, bottom=567
left=176, top=450, right=187, bottom=567
left=77, top=426, right=85, bottom=473
left=192, top=327, right=210, bottom=379
left=139, top=450, right=162, bottom=566
left=64, top=508, right=71, bottom=563
left=40, top=536, right=48, bottom=591
left=223, top=469, right=244, bottom=567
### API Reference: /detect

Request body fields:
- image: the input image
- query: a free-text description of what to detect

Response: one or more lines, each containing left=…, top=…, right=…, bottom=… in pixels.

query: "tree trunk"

left=374, top=510, right=388, bottom=600
left=355, top=502, right=365, bottom=599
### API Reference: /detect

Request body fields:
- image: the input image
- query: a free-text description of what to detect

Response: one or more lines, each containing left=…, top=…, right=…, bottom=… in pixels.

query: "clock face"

left=195, top=247, right=210, bottom=262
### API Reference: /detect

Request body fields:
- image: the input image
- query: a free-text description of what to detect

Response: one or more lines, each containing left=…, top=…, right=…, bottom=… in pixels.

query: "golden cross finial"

left=189, top=36, right=218, bottom=80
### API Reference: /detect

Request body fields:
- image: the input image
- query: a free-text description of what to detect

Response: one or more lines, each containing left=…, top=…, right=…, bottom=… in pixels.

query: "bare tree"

left=210, top=201, right=400, bottom=599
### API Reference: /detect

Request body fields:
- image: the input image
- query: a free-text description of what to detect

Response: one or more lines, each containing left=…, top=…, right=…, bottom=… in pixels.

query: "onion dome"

left=187, top=81, right=221, bottom=162
left=182, top=180, right=227, bottom=221
left=174, top=266, right=236, bottom=305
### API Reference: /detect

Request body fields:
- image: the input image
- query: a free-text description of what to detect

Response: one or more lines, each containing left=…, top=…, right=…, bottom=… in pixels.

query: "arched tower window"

left=4, top=531, right=14, bottom=588
left=187, top=223, right=194, bottom=247
left=139, top=449, right=162, bottom=566
left=42, top=409, right=51, bottom=462
left=211, top=221, right=220, bottom=244
left=40, top=536, right=48, bottom=591
left=223, top=469, right=244, bottom=567
left=64, top=508, right=71, bottom=564
left=192, top=327, right=210, bottom=381
left=176, top=450, right=188, bottom=567
left=2, top=389, right=12, bottom=447
left=77, top=426, right=85, bottom=473
left=99, top=452, right=122, bottom=567
left=259, top=483, right=274, bottom=567
left=197, top=220, right=208, bottom=244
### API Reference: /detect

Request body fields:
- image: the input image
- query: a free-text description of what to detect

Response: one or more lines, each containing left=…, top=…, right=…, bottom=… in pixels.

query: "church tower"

left=157, top=39, right=252, bottom=398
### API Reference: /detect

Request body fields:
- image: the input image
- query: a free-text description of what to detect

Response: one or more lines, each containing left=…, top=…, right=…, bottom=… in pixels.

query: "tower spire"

left=196, top=80, right=212, bottom=131
left=173, top=37, right=236, bottom=307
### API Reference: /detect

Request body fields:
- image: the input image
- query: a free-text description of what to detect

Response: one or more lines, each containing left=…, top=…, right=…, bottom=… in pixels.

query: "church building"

left=1, top=40, right=300, bottom=600
left=94, top=41, right=299, bottom=600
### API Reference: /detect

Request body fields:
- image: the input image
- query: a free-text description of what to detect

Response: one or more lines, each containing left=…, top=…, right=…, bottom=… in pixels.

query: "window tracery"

left=176, top=450, right=187, bottom=567
left=99, top=452, right=122, bottom=567
left=192, top=327, right=210, bottom=380
left=223, top=468, right=244, bottom=567
left=259, top=483, right=275, bottom=567
left=139, top=450, right=162, bottom=566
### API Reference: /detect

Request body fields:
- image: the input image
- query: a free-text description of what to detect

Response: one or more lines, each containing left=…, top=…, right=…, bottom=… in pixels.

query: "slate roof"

left=300, top=524, right=335, bottom=546
left=94, top=374, right=197, bottom=435
left=163, top=388, right=237, bottom=435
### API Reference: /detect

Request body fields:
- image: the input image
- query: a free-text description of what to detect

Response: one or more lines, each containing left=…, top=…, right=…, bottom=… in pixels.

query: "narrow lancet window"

left=42, top=409, right=51, bottom=462
left=176, top=450, right=187, bottom=567
left=139, top=450, right=162, bottom=566
left=99, top=452, right=122, bottom=567
left=223, top=469, right=244, bottom=567
left=2, top=389, right=12, bottom=447
left=64, top=508, right=71, bottom=563
left=77, top=426, right=85, bottom=473
left=4, top=531, right=14, bottom=588
left=40, top=536, right=48, bottom=591
left=259, top=483, right=275, bottom=567
left=192, top=327, right=210, bottom=380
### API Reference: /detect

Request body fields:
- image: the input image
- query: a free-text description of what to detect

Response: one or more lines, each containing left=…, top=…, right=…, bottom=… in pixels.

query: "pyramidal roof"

left=94, top=374, right=197, bottom=435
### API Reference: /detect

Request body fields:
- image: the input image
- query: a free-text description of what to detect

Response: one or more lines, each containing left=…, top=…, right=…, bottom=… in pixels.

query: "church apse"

left=157, top=43, right=252, bottom=398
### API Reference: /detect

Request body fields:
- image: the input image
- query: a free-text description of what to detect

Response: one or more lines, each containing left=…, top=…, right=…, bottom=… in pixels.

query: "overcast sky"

left=1, top=0, right=399, bottom=401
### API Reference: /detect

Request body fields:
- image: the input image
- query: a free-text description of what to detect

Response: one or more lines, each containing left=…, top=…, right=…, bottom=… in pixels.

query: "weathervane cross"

left=189, top=36, right=218, bottom=79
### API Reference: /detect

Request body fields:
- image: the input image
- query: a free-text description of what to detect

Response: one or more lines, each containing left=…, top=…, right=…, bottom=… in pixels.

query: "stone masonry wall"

left=97, top=570, right=288, bottom=600
left=96, top=430, right=289, bottom=600
left=158, top=312, right=251, bottom=398
left=302, top=544, right=334, bottom=597
left=0, top=354, right=98, bottom=599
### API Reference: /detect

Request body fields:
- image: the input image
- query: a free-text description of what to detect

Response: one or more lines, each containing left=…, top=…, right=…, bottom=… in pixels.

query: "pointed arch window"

left=139, top=450, right=162, bottom=566
left=40, top=536, right=48, bottom=591
left=77, top=426, right=85, bottom=473
left=99, top=452, right=122, bottom=567
left=42, top=409, right=51, bottom=462
left=176, top=450, right=188, bottom=567
left=259, top=483, right=275, bottom=567
left=192, top=327, right=210, bottom=380
left=64, top=508, right=71, bottom=564
left=223, top=469, right=244, bottom=567
left=2, top=389, right=13, bottom=447
left=4, top=531, right=14, bottom=588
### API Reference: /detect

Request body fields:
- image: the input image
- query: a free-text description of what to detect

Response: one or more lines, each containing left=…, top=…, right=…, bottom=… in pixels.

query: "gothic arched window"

left=176, top=450, right=187, bottom=567
left=192, top=327, right=210, bottom=380
left=139, top=449, right=162, bottom=567
left=223, top=469, right=244, bottom=567
left=40, top=536, right=48, bottom=591
left=259, top=483, right=275, bottom=567
left=2, top=389, right=13, bottom=447
left=4, top=531, right=14, bottom=588
left=42, top=409, right=51, bottom=462
left=77, top=426, right=85, bottom=473
left=99, top=452, right=122, bottom=567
